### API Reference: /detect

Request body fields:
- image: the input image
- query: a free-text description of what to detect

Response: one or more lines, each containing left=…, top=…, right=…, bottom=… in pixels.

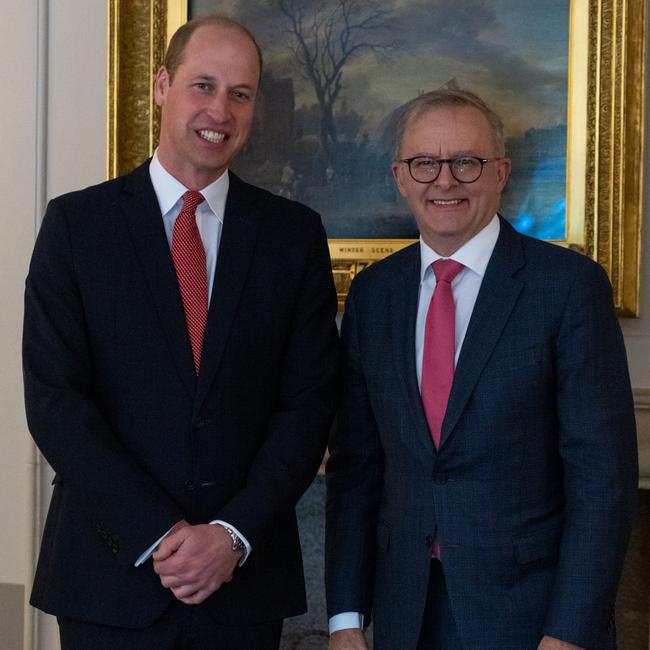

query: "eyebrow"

left=191, top=74, right=255, bottom=90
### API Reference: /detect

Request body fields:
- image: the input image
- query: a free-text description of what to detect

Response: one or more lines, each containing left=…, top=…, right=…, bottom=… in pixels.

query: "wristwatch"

left=222, top=525, right=246, bottom=556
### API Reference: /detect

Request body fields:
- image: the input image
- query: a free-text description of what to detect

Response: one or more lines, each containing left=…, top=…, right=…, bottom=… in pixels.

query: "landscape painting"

left=190, top=0, right=570, bottom=241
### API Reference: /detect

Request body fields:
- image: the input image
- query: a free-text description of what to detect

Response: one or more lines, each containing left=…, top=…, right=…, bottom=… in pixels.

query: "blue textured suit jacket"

left=24, top=161, right=340, bottom=627
left=326, top=217, right=637, bottom=649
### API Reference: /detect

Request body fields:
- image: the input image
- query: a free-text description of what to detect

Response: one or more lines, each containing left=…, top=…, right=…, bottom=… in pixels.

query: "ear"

left=391, top=161, right=408, bottom=198
left=153, top=66, right=170, bottom=108
left=495, top=157, right=511, bottom=192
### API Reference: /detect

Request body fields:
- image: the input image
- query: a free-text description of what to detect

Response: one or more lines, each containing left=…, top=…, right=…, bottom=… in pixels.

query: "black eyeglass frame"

left=398, top=155, right=503, bottom=184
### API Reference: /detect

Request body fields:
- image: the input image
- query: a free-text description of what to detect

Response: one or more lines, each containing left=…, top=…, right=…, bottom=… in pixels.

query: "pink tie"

left=421, top=259, right=464, bottom=449
left=172, top=191, right=207, bottom=375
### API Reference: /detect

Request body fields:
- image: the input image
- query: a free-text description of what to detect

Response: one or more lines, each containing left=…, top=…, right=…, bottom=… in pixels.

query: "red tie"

left=172, top=191, right=207, bottom=375
left=421, top=259, right=464, bottom=449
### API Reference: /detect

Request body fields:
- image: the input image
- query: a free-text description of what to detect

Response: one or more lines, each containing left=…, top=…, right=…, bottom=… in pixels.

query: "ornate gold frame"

left=108, top=0, right=644, bottom=315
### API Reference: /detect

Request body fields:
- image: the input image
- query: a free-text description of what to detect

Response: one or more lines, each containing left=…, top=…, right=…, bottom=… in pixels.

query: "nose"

left=205, top=90, right=231, bottom=121
left=434, top=161, right=458, bottom=188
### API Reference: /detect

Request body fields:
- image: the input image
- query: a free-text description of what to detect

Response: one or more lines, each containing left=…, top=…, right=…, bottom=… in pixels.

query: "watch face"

left=225, top=527, right=245, bottom=553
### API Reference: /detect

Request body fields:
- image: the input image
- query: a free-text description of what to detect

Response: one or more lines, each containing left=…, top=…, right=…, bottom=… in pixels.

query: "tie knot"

left=181, top=191, right=205, bottom=214
left=432, top=258, right=464, bottom=284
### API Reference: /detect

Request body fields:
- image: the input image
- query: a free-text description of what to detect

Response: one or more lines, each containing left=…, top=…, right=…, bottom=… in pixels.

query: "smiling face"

left=154, top=24, right=260, bottom=190
left=392, top=105, right=511, bottom=256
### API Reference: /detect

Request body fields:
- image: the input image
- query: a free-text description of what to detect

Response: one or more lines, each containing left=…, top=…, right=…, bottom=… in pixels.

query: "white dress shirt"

left=134, top=152, right=251, bottom=567
left=150, top=150, right=227, bottom=303
left=329, top=215, right=500, bottom=634
left=415, top=215, right=500, bottom=384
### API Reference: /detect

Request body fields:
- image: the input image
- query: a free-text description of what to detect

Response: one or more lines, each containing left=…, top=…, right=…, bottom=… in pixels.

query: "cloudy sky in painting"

left=191, top=0, right=569, bottom=138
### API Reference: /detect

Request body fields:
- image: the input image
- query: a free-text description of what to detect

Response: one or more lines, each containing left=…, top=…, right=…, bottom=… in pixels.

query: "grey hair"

left=394, top=88, right=505, bottom=159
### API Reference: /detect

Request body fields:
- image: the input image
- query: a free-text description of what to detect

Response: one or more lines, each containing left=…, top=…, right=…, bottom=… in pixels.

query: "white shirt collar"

left=419, top=214, right=500, bottom=282
left=149, top=149, right=229, bottom=221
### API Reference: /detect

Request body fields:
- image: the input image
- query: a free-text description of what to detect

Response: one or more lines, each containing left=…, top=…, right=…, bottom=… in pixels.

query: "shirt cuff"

left=134, top=525, right=174, bottom=567
left=329, top=612, right=364, bottom=634
left=210, top=520, right=252, bottom=566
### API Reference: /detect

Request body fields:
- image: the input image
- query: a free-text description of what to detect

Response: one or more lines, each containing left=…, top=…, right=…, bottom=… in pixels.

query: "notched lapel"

left=194, top=175, right=261, bottom=413
left=394, top=246, right=437, bottom=457
left=440, top=219, right=525, bottom=448
left=119, top=164, right=197, bottom=398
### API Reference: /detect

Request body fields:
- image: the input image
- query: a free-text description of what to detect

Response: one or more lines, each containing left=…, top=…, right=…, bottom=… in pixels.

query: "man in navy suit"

left=325, top=89, right=637, bottom=649
left=23, top=14, right=338, bottom=649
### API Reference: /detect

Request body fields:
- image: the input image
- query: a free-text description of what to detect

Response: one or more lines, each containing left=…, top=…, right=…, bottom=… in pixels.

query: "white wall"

left=0, top=0, right=38, bottom=594
left=0, top=1, right=106, bottom=648
left=1, top=2, right=44, bottom=648
left=1, top=2, right=649, bottom=649
left=47, top=1, right=107, bottom=197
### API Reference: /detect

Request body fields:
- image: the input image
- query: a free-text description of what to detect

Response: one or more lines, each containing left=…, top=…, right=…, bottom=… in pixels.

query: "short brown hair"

left=163, top=14, right=263, bottom=83
left=394, top=88, right=505, bottom=159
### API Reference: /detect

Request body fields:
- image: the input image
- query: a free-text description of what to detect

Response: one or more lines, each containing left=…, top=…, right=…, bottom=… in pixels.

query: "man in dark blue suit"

left=325, top=89, right=637, bottom=649
left=23, top=14, right=339, bottom=649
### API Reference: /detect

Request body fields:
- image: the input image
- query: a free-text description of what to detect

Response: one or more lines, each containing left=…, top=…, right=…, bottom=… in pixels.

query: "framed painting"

left=108, top=0, right=644, bottom=315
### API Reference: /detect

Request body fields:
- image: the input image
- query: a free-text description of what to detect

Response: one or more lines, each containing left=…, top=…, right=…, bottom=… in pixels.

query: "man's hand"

left=538, top=635, right=584, bottom=650
left=153, top=523, right=242, bottom=604
left=168, top=519, right=191, bottom=536
left=329, top=628, right=368, bottom=650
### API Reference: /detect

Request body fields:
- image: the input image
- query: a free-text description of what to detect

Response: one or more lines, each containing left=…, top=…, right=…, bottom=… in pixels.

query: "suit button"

left=432, top=472, right=449, bottom=484
left=111, top=544, right=119, bottom=554
left=185, top=480, right=196, bottom=491
left=194, top=418, right=205, bottom=429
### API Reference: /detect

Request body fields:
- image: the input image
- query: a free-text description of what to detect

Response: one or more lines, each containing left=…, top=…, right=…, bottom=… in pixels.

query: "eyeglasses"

left=398, top=155, right=502, bottom=184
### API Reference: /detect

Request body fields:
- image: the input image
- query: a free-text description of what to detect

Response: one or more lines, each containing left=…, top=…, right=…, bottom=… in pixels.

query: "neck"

left=156, top=150, right=225, bottom=191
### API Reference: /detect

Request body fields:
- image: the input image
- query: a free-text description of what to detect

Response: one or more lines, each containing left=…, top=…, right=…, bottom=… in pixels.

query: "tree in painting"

left=278, top=0, right=396, bottom=166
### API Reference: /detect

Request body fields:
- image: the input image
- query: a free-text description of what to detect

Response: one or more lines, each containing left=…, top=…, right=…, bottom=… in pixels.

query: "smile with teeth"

left=431, top=199, right=463, bottom=205
left=198, top=129, right=226, bottom=143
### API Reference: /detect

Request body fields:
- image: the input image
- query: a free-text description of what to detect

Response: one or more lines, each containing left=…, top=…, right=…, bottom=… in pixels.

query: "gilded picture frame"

left=108, top=0, right=645, bottom=315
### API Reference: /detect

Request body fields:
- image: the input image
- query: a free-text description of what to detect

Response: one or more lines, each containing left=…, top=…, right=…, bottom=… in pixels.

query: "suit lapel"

left=439, top=217, right=525, bottom=448
left=394, top=245, right=437, bottom=457
left=119, top=162, right=197, bottom=398
left=194, top=173, right=261, bottom=413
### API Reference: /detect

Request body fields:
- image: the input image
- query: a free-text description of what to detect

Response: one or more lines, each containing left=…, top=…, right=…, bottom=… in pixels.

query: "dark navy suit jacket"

left=326, top=217, right=637, bottom=649
left=24, top=161, right=339, bottom=627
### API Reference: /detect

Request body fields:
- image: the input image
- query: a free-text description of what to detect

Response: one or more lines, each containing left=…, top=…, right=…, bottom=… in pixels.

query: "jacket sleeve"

left=325, top=282, right=384, bottom=621
left=212, top=216, right=340, bottom=542
left=23, top=200, right=184, bottom=566
left=542, top=260, right=638, bottom=646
